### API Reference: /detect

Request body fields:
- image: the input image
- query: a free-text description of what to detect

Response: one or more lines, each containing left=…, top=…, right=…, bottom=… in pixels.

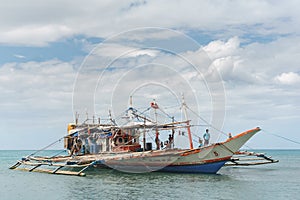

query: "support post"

left=186, top=120, right=193, bottom=149
left=182, top=94, right=193, bottom=149
left=143, top=118, right=146, bottom=151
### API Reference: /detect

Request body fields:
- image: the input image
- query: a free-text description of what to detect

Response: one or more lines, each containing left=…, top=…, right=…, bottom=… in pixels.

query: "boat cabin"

left=65, top=123, right=143, bottom=155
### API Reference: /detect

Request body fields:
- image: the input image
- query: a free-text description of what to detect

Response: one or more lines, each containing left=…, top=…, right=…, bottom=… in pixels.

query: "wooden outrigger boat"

left=10, top=98, right=278, bottom=176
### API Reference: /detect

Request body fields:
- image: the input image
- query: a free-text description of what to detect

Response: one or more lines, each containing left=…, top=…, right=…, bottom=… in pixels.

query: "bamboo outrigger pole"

left=181, top=94, right=193, bottom=149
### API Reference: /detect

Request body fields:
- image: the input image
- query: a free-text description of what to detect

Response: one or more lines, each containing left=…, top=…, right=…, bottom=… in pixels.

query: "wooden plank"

left=29, top=164, right=42, bottom=172
left=22, top=161, right=90, bottom=168
left=9, top=161, right=22, bottom=169
left=52, top=166, right=64, bottom=174
left=233, top=158, right=269, bottom=161
left=225, top=160, right=279, bottom=166
left=76, top=161, right=96, bottom=175
left=14, top=167, right=86, bottom=176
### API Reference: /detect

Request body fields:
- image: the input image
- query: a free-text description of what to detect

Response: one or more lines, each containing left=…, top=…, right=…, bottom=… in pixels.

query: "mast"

left=128, top=96, right=133, bottom=142
left=143, top=118, right=146, bottom=152
left=182, top=94, right=193, bottom=149
left=128, top=96, right=133, bottom=121
left=86, top=110, right=89, bottom=121
left=171, top=116, right=175, bottom=148
left=152, top=99, right=160, bottom=150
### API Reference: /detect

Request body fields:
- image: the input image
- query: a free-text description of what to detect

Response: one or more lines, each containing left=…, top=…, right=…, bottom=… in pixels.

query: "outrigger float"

left=10, top=98, right=278, bottom=176
left=226, top=151, right=278, bottom=166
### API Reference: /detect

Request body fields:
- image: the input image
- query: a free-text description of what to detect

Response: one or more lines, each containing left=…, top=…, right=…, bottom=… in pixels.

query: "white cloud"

left=0, top=60, right=76, bottom=113
left=1, top=0, right=300, bottom=46
left=182, top=37, right=256, bottom=83
left=188, top=36, right=300, bottom=87
left=275, top=72, right=300, bottom=85
left=203, top=37, right=240, bottom=59
left=175, top=35, right=300, bottom=146
left=13, top=54, right=26, bottom=59
left=0, top=59, right=79, bottom=149
left=92, top=43, right=159, bottom=58
left=1, top=1, right=300, bottom=149
left=0, top=25, right=73, bottom=46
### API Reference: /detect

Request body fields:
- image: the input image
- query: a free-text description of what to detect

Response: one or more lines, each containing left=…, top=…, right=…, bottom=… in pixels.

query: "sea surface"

left=1, top=150, right=300, bottom=200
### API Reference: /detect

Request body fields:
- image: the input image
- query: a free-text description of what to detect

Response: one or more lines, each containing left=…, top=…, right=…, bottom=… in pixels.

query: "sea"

left=1, top=150, right=300, bottom=200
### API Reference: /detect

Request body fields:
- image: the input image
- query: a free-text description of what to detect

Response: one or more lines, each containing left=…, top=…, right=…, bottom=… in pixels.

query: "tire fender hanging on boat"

left=213, top=151, right=219, bottom=157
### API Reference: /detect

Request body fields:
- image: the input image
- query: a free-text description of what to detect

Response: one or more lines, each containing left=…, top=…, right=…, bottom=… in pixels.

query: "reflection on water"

left=64, top=169, right=234, bottom=200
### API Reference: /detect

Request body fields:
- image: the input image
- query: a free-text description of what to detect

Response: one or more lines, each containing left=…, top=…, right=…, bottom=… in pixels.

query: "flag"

left=150, top=102, right=159, bottom=109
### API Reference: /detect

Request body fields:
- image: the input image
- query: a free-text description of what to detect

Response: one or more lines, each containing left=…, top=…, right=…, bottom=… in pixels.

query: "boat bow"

left=220, top=127, right=261, bottom=153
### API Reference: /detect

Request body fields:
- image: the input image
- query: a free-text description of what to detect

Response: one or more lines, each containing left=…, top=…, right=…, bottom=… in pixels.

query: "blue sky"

left=0, top=36, right=103, bottom=65
left=0, top=0, right=300, bottom=150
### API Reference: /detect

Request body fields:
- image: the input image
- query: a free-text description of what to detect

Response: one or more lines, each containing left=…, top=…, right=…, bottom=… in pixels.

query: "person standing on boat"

left=168, top=134, right=174, bottom=148
left=203, top=129, right=210, bottom=146
left=70, top=135, right=82, bottom=156
left=155, top=131, right=160, bottom=150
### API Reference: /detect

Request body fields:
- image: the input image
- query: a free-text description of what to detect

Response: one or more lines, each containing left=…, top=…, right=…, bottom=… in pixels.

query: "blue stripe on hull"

left=160, top=161, right=227, bottom=174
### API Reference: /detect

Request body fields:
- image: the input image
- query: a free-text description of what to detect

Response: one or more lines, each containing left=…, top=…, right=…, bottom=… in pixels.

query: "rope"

left=240, top=144, right=255, bottom=150
left=185, top=105, right=228, bottom=137
left=140, top=107, right=151, bottom=115
left=27, top=136, right=65, bottom=157
left=158, top=107, right=174, bottom=120
left=262, top=129, right=300, bottom=145
left=178, top=129, right=200, bottom=144
left=187, top=105, right=300, bottom=148
left=50, top=149, right=67, bottom=158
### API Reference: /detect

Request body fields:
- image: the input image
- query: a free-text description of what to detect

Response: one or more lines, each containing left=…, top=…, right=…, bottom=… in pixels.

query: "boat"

left=10, top=97, right=277, bottom=176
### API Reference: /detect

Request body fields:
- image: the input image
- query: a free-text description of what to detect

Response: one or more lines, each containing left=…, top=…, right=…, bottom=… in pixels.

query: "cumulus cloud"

left=182, top=37, right=257, bottom=83
left=203, top=37, right=240, bottom=59
left=193, top=36, right=300, bottom=87
left=275, top=72, right=300, bottom=85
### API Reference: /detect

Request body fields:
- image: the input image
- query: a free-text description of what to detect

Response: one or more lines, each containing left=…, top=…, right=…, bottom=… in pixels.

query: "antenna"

left=153, top=99, right=158, bottom=124
left=109, top=109, right=116, bottom=125
left=75, top=111, right=79, bottom=125
left=129, top=95, right=133, bottom=108
left=85, top=109, right=88, bottom=121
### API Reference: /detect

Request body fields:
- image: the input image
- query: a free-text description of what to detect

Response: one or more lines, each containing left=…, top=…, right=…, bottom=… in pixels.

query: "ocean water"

left=1, top=150, right=300, bottom=200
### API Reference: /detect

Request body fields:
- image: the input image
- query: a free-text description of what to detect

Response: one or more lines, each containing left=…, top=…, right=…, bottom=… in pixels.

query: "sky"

left=0, top=0, right=299, bottom=150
